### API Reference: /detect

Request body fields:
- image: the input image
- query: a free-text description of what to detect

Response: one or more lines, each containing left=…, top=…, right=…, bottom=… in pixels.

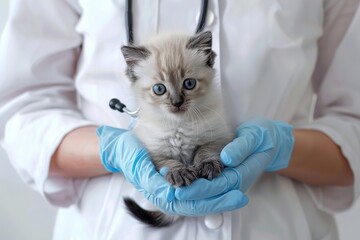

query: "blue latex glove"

left=175, top=119, right=295, bottom=201
left=97, top=125, right=249, bottom=216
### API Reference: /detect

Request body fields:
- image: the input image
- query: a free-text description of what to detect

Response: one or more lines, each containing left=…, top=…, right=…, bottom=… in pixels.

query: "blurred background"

left=0, top=1, right=57, bottom=239
left=0, top=0, right=359, bottom=239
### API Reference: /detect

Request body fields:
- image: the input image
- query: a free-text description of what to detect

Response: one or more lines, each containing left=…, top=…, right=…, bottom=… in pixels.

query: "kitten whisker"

left=190, top=106, right=213, bottom=141
left=196, top=106, right=214, bottom=141
left=197, top=103, right=228, bottom=124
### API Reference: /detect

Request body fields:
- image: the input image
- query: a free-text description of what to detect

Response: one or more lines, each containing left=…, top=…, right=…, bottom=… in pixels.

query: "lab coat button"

left=196, top=10, right=215, bottom=27
left=204, top=213, right=223, bottom=229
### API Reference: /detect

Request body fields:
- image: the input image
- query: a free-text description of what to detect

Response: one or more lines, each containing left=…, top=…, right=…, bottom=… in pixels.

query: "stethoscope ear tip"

left=109, top=98, right=126, bottom=112
left=109, top=98, right=139, bottom=118
left=109, top=98, right=122, bottom=111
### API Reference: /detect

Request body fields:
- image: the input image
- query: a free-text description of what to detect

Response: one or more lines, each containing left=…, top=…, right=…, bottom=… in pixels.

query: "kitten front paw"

left=196, top=160, right=223, bottom=180
left=166, top=167, right=197, bottom=187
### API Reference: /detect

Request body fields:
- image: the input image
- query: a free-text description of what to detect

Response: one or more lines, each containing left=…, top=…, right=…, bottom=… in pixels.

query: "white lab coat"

left=1, top=0, right=360, bottom=239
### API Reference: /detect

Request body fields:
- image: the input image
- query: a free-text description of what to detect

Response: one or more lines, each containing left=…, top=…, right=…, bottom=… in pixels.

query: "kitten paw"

left=197, top=160, right=223, bottom=180
left=166, top=167, right=197, bottom=187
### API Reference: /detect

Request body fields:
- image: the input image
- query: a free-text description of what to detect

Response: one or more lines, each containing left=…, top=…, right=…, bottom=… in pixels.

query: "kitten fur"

left=121, top=31, right=233, bottom=227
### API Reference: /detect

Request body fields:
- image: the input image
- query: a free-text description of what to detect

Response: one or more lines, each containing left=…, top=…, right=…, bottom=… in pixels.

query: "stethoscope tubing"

left=125, top=0, right=209, bottom=45
left=125, top=0, right=134, bottom=44
left=196, top=0, right=209, bottom=34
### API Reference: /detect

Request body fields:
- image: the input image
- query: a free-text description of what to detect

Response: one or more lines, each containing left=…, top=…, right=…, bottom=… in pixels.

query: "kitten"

left=120, top=31, right=233, bottom=227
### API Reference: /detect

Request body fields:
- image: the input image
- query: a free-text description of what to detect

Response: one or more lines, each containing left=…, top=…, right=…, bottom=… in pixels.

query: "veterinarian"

left=1, top=0, right=359, bottom=239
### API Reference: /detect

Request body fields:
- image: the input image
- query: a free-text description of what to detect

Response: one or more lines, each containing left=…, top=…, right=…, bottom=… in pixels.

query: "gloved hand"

left=175, top=119, right=295, bottom=201
left=97, top=125, right=249, bottom=216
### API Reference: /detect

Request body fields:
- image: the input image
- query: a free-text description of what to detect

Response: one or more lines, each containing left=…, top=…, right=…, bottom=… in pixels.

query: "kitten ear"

left=121, top=45, right=150, bottom=82
left=187, top=31, right=212, bottom=50
left=186, top=31, right=216, bottom=68
left=121, top=45, right=151, bottom=66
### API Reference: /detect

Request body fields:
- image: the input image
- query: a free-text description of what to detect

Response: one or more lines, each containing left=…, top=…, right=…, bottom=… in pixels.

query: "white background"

left=0, top=0, right=359, bottom=239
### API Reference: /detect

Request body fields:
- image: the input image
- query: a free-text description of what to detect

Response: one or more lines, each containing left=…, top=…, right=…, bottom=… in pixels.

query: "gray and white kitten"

left=120, top=31, right=233, bottom=227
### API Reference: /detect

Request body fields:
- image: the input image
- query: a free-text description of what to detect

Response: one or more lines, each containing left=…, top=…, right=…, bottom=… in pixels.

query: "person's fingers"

left=138, top=162, right=175, bottom=202
left=173, top=190, right=249, bottom=216
left=159, top=167, right=169, bottom=176
left=118, top=139, right=176, bottom=203
left=236, top=151, right=273, bottom=192
left=220, top=133, right=258, bottom=167
left=97, top=126, right=128, bottom=172
left=175, top=168, right=240, bottom=200
left=194, top=190, right=249, bottom=215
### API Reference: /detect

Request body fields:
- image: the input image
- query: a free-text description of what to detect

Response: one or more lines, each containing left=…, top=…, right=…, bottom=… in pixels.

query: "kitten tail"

left=123, top=197, right=180, bottom=228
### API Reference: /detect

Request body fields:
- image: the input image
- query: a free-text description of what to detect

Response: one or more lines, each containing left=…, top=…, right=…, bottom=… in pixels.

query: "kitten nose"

left=171, top=96, right=184, bottom=108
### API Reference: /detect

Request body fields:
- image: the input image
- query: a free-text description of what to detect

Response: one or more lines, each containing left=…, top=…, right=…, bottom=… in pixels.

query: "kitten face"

left=121, top=31, right=217, bottom=120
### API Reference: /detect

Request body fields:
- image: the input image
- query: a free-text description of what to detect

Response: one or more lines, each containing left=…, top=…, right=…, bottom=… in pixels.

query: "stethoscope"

left=109, top=0, right=209, bottom=118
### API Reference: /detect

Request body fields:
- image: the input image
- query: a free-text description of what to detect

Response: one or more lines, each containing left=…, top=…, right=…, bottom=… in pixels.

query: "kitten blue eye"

left=183, top=78, right=197, bottom=90
left=153, top=84, right=167, bottom=95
